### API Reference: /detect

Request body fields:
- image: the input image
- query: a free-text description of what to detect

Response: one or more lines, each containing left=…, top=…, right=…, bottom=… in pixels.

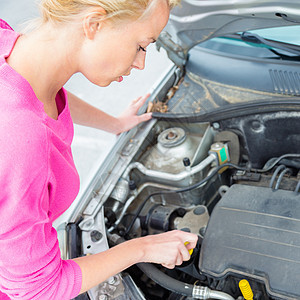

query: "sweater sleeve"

left=0, top=19, right=13, bottom=31
left=0, top=121, right=82, bottom=299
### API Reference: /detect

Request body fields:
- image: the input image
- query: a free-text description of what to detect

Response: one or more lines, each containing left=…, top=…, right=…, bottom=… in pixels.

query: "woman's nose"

left=132, top=51, right=146, bottom=70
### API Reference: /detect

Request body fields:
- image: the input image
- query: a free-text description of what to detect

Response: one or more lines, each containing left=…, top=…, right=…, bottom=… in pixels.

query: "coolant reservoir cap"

left=158, top=127, right=186, bottom=148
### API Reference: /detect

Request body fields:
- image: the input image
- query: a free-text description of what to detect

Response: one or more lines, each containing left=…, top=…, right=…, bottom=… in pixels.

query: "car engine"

left=200, top=184, right=300, bottom=300
left=72, top=104, right=300, bottom=300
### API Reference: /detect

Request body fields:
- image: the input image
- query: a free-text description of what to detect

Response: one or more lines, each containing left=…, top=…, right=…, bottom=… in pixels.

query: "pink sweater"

left=0, top=20, right=82, bottom=299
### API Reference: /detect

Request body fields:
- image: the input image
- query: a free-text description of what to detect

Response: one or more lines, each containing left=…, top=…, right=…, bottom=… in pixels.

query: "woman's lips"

left=118, top=76, right=123, bottom=82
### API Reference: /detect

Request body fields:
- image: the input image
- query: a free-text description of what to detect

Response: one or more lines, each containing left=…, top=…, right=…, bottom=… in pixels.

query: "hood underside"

left=157, top=0, right=300, bottom=65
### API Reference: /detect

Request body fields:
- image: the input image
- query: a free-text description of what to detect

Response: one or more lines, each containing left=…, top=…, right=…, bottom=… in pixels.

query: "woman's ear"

left=82, top=7, right=106, bottom=40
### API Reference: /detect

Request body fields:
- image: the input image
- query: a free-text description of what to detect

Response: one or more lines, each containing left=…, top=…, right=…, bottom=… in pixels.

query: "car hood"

left=157, top=0, right=300, bottom=66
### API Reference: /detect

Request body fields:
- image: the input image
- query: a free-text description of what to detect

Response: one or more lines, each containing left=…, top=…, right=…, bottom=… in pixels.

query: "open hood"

left=157, top=0, right=300, bottom=67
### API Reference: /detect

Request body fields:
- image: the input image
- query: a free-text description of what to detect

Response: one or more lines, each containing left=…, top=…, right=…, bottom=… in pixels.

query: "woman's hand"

left=74, top=230, right=198, bottom=294
left=136, top=230, right=198, bottom=269
left=117, top=93, right=152, bottom=134
left=67, top=91, right=152, bottom=135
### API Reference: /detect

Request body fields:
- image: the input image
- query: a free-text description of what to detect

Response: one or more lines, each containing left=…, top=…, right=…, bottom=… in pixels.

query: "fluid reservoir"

left=141, top=127, right=203, bottom=174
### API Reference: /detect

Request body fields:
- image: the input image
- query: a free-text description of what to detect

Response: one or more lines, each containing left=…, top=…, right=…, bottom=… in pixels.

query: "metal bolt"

left=193, top=206, right=206, bottom=215
left=183, top=157, right=191, bottom=167
left=90, top=230, right=103, bottom=242
left=107, top=276, right=116, bottom=285
left=129, top=180, right=136, bottom=191
left=210, top=142, right=224, bottom=151
left=167, top=131, right=177, bottom=140
left=212, top=122, right=220, bottom=129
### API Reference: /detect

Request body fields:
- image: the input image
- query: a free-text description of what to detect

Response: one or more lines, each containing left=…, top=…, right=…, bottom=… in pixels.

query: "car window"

left=251, top=25, right=300, bottom=45
left=197, top=25, right=300, bottom=59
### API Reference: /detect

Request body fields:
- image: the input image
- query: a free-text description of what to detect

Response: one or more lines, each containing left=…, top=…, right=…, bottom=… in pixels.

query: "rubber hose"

left=136, top=262, right=194, bottom=297
left=274, top=168, right=292, bottom=190
left=295, top=180, right=300, bottom=193
left=269, top=165, right=286, bottom=188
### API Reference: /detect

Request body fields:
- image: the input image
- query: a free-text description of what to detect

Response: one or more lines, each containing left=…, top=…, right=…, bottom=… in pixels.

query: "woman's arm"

left=73, top=230, right=198, bottom=294
left=67, top=91, right=152, bottom=135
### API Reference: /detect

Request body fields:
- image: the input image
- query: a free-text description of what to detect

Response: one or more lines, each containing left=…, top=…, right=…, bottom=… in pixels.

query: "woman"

left=0, top=0, right=198, bottom=299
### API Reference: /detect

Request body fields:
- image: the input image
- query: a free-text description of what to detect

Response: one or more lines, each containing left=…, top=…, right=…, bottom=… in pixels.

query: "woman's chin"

left=86, top=75, right=124, bottom=87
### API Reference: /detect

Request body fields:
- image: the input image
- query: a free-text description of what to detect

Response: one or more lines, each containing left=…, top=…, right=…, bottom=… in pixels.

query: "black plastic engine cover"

left=199, top=184, right=300, bottom=299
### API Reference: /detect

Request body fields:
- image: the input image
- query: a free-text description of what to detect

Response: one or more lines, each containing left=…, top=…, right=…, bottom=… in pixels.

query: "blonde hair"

left=38, top=0, right=180, bottom=25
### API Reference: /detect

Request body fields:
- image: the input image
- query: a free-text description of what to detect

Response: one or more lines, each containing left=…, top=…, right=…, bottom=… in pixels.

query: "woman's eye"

left=138, top=46, right=147, bottom=52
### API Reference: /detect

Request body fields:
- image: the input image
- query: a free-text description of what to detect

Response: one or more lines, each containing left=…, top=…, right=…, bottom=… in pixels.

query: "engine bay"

left=72, top=107, right=300, bottom=300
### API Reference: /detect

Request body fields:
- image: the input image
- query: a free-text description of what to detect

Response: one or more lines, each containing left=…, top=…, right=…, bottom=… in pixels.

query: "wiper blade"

left=241, top=31, right=300, bottom=56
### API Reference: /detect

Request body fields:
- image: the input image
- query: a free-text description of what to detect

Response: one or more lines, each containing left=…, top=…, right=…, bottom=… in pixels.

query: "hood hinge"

left=156, top=31, right=187, bottom=70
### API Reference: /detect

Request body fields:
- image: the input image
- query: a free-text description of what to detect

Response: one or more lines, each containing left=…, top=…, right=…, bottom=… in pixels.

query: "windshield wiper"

left=240, top=31, right=300, bottom=56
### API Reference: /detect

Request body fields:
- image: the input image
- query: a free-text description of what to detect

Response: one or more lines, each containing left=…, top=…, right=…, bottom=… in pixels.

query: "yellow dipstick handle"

left=184, top=242, right=194, bottom=256
left=239, top=279, right=254, bottom=300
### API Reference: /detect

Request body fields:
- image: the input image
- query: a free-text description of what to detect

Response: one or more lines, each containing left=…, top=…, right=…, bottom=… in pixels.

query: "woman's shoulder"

left=0, top=65, right=47, bottom=134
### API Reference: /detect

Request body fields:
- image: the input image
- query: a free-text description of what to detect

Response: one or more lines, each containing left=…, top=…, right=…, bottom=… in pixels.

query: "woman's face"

left=79, top=1, right=170, bottom=87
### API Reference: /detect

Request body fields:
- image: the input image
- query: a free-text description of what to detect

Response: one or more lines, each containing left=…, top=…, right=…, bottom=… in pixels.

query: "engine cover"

left=199, top=184, right=300, bottom=299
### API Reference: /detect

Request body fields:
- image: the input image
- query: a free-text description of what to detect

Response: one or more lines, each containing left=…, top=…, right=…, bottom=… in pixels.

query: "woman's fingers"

left=180, top=243, right=191, bottom=262
left=131, top=93, right=150, bottom=109
left=184, top=236, right=198, bottom=250
left=135, top=93, right=150, bottom=103
left=162, top=263, right=175, bottom=269
left=175, top=252, right=184, bottom=266
left=164, top=245, right=189, bottom=268
left=137, top=112, right=152, bottom=122
left=162, top=253, right=182, bottom=269
left=117, top=93, right=152, bottom=133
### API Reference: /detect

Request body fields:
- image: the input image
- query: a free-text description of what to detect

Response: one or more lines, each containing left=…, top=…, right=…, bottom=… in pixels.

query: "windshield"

left=198, top=25, right=300, bottom=59
left=252, top=26, right=300, bottom=45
